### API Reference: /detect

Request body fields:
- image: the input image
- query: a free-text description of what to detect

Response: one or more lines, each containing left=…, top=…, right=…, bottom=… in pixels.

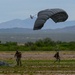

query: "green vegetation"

left=0, top=60, right=75, bottom=74
left=0, top=38, right=75, bottom=51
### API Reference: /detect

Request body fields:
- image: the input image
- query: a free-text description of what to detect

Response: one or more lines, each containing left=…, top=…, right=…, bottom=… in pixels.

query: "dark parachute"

left=33, top=8, right=68, bottom=30
left=0, top=61, right=9, bottom=66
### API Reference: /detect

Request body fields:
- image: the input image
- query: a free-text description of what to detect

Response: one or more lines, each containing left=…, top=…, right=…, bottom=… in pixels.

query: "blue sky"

left=0, top=0, right=75, bottom=23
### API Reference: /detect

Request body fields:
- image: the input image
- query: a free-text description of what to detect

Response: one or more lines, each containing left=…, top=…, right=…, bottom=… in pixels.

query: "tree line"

left=0, top=38, right=75, bottom=51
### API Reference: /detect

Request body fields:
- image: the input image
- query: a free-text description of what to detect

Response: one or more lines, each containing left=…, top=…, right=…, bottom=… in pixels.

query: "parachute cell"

left=33, top=8, right=68, bottom=30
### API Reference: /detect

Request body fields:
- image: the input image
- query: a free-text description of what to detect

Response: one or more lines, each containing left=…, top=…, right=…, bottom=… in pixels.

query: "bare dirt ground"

left=0, top=51, right=75, bottom=60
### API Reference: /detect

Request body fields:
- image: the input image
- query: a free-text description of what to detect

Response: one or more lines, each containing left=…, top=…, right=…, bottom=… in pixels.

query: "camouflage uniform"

left=54, top=52, right=60, bottom=63
left=15, top=51, right=22, bottom=66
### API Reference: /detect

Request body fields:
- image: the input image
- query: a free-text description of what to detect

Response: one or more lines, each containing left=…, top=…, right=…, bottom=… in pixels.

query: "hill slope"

left=0, top=18, right=75, bottom=29
left=0, top=26, right=75, bottom=43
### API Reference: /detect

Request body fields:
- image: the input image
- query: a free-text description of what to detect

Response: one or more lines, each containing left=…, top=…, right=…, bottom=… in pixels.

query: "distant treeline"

left=0, top=38, right=75, bottom=51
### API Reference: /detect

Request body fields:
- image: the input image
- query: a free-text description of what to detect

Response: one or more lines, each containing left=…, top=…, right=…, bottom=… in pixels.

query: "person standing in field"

left=14, top=50, right=22, bottom=66
left=54, top=51, right=60, bottom=63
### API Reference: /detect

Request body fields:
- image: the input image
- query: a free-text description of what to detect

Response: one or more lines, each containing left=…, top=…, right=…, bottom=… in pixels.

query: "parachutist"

left=14, top=50, right=22, bottom=66
left=54, top=51, right=60, bottom=63
left=30, top=15, right=33, bottom=19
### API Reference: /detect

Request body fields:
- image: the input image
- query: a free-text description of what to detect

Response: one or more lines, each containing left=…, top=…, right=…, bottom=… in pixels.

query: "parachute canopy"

left=33, top=8, right=68, bottom=30
left=0, top=61, right=9, bottom=66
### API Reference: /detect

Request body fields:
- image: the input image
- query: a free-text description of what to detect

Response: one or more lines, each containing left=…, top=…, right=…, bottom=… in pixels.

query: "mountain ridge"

left=0, top=18, right=75, bottom=43
left=0, top=25, right=75, bottom=34
left=0, top=26, right=75, bottom=43
left=0, top=17, right=75, bottom=29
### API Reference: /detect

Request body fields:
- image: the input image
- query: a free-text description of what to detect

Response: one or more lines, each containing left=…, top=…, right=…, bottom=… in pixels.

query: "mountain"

left=0, top=25, right=75, bottom=34
left=0, top=17, right=75, bottom=29
left=0, top=18, right=75, bottom=43
left=0, top=26, right=75, bottom=43
left=0, top=18, right=35, bottom=29
left=42, top=19, right=75, bottom=29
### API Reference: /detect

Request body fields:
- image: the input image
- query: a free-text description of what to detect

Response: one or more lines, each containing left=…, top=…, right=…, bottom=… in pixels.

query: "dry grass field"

left=0, top=51, right=75, bottom=60
left=0, top=51, right=75, bottom=75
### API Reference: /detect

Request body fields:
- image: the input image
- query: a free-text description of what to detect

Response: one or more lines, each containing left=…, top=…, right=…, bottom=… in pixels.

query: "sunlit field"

left=0, top=51, right=75, bottom=75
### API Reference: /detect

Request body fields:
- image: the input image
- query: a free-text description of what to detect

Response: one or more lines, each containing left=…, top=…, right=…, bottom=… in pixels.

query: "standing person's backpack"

left=54, top=52, right=60, bottom=59
left=54, top=53, right=57, bottom=58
